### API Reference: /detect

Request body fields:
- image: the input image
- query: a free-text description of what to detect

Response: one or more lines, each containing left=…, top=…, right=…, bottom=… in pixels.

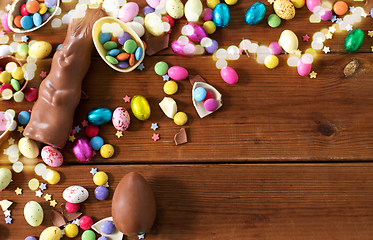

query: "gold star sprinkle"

left=115, top=131, right=123, bottom=138
left=268, top=0, right=275, bottom=4
left=69, top=135, right=76, bottom=142
left=309, top=71, right=317, bottom=78
left=17, top=126, right=24, bottom=133
left=371, top=46, right=373, bottom=52
left=44, top=194, right=52, bottom=201
left=368, top=31, right=373, bottom=37
left=294, top=49, right=302, bottom=56
left=325, top=32, right=333, bottom=39
left=50, top=200, right=57, bottom=207
left=15, top=187, right=22, bottom=195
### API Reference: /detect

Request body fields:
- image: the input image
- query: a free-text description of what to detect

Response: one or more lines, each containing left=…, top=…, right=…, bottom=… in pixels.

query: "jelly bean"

left=24, top=88, right=38, bottom=101
left=106, top=55, right=118, bottom=64
left=118, top=32, right=131, bottom=45
left=123, top=39, right=137, bottom=53
left=117, top=61, right=129, bottom=69
left=18, top=110, right=31, bottom=125
left=33, top=13, right=42, bottom=27
left=135, top=47, right=142, bottom=61
left=103, top=41, right=117, bottom=50
left=154, top=61, right=169, bottom=75
left=20, top=16, right=34, bottom=29
left=95, top=186, right=109, bottom=200
left=39, top=3, right=48, bottom=15
left=45, top=0, right=58, bottom=8
left=26, top=0, right=40, bottom=14
left=90, top=136, right=104, bottom=150
left=194, top=87, right=207, bottom=101
left=99, top=32, right=111, bottom=44
left=116, top=52, right=129, bottom=61
left=100, top=144, right=114, bottom=158
left=204, top=98, right=218, bottom=111
left=10, top=79, right=21, bottom=91
left=21, top=4, right=29, bottom=16
left=107, top=49, right=120, bottom=57
left=14, top=16, right=23, bottom=28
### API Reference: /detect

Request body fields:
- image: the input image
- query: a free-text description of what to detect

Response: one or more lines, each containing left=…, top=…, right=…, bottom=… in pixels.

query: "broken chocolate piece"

left=146, top=33, right=169, bottom=56
left=343, top=58, right=360, bottom=77
left=50, top=209, right=66, bottom=227
left=60, top=203, right=82, bottom=222
left=174, top=128, right=188, bottom=145
left=188, top=75, right=206, bottom=86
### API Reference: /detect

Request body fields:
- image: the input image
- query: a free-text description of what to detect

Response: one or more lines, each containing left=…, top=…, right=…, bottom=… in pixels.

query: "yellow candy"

left=100, top=144, right=114, bottom=158
left=0, top=71, right=11, bottom=84
left=65, top=224, right=79, bottom=238
left=291, top=0, right=305, bottom=8
left=207, top=0, right=220, bottom=9
left=29, top=41, right=52, bottom=59
left=39, top=3, right=48, bottom=15
left=264, top=55, right=279, bottom=69
left=46, top=170, right=60, bottom=184
left=163, top=80, right=178, bottom=95
left=93, top=171, right=108, bottom=186
left=173, top=112, right=188, bottom=126
left=225, top=0, right=238, bottom=5
left=12, top=67, right=24, bottom=80
left=203, top=21, right=216, bottom=35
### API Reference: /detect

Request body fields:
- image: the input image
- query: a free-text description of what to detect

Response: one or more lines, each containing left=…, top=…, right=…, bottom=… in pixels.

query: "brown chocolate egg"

left=111, top=172, right=156, bottom=236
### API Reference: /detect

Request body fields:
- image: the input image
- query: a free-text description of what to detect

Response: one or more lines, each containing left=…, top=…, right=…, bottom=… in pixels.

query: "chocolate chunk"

left=145, top=33, right=169, bottom=56
left=343, top=58, right=360, bottom=77
left=189, top=75, right=206, bottom=86
left=50, top=209, right=66, bottom=227
left=174, top=128, right=188, bottom=145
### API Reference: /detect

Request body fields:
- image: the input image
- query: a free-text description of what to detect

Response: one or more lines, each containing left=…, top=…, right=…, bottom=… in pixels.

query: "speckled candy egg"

left=166, top=0, right=184, bottom=19
left=87, top=107, right=112, bottom=126
left=274, top=0, right=296, bottom=20
left=0, top=168, right=12, bottom=190
left=18, top=137, right=39, bottom=159
left=24, top=201, right=44, bottom=227
left=245, top=2, right=266, bottom=25
left=144, top=12, right=163, bottom=36
left=118, top=2, right=139, bottom=23
left=41, top=146, right=63, bottom=167
left=39, top=226, right=62, bottom=240
left=63, top=186, right=89, bottom=203
left=112, top=107, right=131, bottom=131
left=213, top=3, right=231, bottom=28
left=147, top=0, right=161, bottom=8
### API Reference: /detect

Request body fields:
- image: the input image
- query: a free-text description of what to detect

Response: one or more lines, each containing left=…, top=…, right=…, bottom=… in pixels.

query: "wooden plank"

left=1, top=163, right=373, bottom=239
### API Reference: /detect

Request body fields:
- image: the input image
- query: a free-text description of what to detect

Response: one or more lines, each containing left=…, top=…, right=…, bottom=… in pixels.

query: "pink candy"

left=168, top=66, right=188, bottom=80
left=65, top=202, right=80, bottom=213
left=204, top=98, right=218, bottom=112
left=1, top=13, right=10, bottom=31
left=220, top=66, right=238, bottom=84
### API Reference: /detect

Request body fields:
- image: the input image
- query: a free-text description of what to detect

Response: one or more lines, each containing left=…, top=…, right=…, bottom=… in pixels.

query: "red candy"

left=65, top=202, right=80, bottom=213
left=85, top=124, right=99, bottom=137
left=21, top=4, right=29, bottom=16
left=162, top=15, right=175, bottom=27
left=79, top=216, right=93, bottom=230
left=202, top=90, right=214, bottom=103
left=24, top=88, right=38, bottom=102
left=0, top=83, right=13, bottom=94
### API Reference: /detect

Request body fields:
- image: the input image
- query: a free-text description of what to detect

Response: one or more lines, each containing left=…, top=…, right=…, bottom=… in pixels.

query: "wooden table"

left=1, top=0, right=373, bottom=239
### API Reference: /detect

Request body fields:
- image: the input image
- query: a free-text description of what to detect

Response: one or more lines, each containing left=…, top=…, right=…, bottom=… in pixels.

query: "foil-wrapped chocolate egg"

left=245, top=2, right=266, bottom=25
left=87, top=107, right=112, bottom=126
left=73, top=138, right=93, bottom=163
left=213, top=3, right=230, bottom=28
left=112, top=172, right=156, bottom=237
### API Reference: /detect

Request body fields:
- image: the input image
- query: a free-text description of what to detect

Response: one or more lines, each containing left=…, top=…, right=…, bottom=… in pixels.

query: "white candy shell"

left=192, top=82, right=222, bottom=118
left=63, top=186, right=89, bottom=203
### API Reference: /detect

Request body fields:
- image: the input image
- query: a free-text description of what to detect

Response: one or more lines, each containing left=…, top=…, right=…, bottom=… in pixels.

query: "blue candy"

left=99, top=32, right=111, bottom=44
left=33, top=13, right=42, bottom=27
left=245, top=2, right=266, bottom=25
left=87, top=107, right=112, bottom=125
left=213, top=3, right=231, bottom=28
left=194, top=87, right=207, bottom=101
left=18, top=111, right=31, bottom=125
left=135, top=47, right=142, bottom=61
left=107, top=49, right=120, bottom=57
left=90, top=136, right=104, bottom=151
left=20, top=16, right=33, bottom=30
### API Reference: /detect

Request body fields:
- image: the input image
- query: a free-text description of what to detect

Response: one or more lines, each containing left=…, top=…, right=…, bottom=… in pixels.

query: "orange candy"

left=26, top=0, right=40, bottom=14
left=116, top=52, right=129, bottom=61
left=14, top=15, right=22, bottom=28
left=129, top=53, right=135, bottom=66
left=333, top=1, right=348, bottom=15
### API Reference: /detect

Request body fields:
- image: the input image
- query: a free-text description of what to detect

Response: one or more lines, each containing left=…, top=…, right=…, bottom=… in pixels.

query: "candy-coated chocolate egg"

left=278, top=29, right=298, bottom=54
left=213, top=3, right=230, bottom=28
left=131, top=95, right=151, bottom=121
left=203, top=21, right=216, bottom=34
left=87, top=107, right=112, bottom=126
left=345, top=28, right=364, bottom=53
left=297, top=55, right=312, bottom=76
left=291, top=0, right=305, bottom=8
left=147, top=0, right=161, bottom=8
left=220, top=66, right=238, bottom=84
left=174, top=112, right=188, bottom=125
left=168, top=66, right=188, bottom=80
left=41, top=146, right=63, bottom=167
left=274, top=0, right=295, bottom=20
left=24, top=201, right=43, bottom=227
left=18, top=137, right=39, bottom=159
left=185, top=0, right=203, bottom=22
left=28, top=41, right=52, bottom=59
left=144, top=12, right=164, bottom=36
left=118, top=2, right=139, bottom=22
left=165, top=0, right=184, bottom=19
left=171, top=39, right=195, bottom=57
left=0, top=168, right=12, bottom=190
left=204, top=98, right=219, bottom=111
left=164, top=80, right=178, bottom=95
left=245, top=2, right=266, bottom=25
left=112, top=172, right=156, bottom=236
left=306, top=0, right=320, bottom=12
left=73, top=138, right=93, bottom=163
left=319, top=8, right=332, bottom=20
left=39, top=226, right=62, bottom=240
left=63, top=186, right=89, bottom=203
left=184, top=23, right=207, bottom=43
left=207, top=0, right=220, bottom=9
left=112, top=107, right=130, bottom=131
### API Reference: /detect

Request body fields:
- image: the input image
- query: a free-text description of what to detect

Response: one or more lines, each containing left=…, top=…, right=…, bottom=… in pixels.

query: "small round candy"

left=204, top=98, right=218, bottom=112
left=194, top=87, right=207, bottom=101
left=93, top=171, right=108, bottom=186
left=10, top=79, right=21, bottom=91
left=154, top=61, right=169, bottom=76
left=25, top=237, right=37, bottom=240
left=24, top=88, right=38, bottom=101
left=46, top=170, right=60, bottom=184
left=205, top=39, right=219, bottom=54
left=269, top=42, right=282, bottom=55
left=33, top=13, right=42, bottom=27
left=20, top=16, right=33, bottom=30
left=203, top=21, right=216, bottom=35
left=118, top=32, right=131, bottom=45
left=95, top=186, right=109, bottom=200
left=65, top=202, right=80, bottom=213
left=26, top=0, right=40, bottom=14
left=45, top=0, right=58, bottom=8
left=98, top=237, right=109, bottom=240
left=207, top=0, right=220, bottom=9
left=117, top=61, right=129, bottom=69
left=90, top=136, right=104, bottom=151
left=100, top=144, right=114, bottom=158
left=135, top=47, right=143, bottom=61
left=201, top=8, right=213, bottom=21
left=39, top=3, right=48, bottom=15
left=81, top=230, right=96, bottom=240
left=163, top=80, right=178, bottom=95
left=79, top=216, right=94, bottom=230
left=173, top=112, right=188, bottom=126
left=163, top=15, right=175, bottom=27
left=14, top=15, right=22, bottom=28
left=85, top=124, right=99, bottom=138
left=99, top=32, right=111, bottom=44
left=65, top=223, right=79, bottom=238
left=264, top=55, right=279, bottom=69
left=21, top=4, right=29, bottom=16
left=333, top=1, right=348, bottom=15
left=202, top=90, right=215, bottom=103
left=107, top=49, right=120, bottom=57
left=123, top=39, right=137, bottom=53
left=0, top=71, right=11, bottom=84
left=143, top=5, right=155, bottom=15
left=106, top=55, right=118, bottom=65
left=18, top=110, right=31, bottom=125
left=103, top=41, right=117, bottom=50
left=268, top=14, right=281, bottom=28
left=0, top=83, right=12, bottom=93
left=225, top=0, right=238, bottom=5
left=101, top=221, right=115, bottom=234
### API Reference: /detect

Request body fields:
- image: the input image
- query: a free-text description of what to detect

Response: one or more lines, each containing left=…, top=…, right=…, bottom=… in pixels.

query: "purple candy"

left=45, top=0, right=57, bottom=8
left=204, top=98, right=218, bottom=112
left=118, top=32, right=131, bottom=45
left=201, top=8, right=213, bottom=21
left=25, top=237, right=37, bottom=240
left=73, top=138, right=93, bottom=163
left=41, top=12, right=51, bottom=22
left=143, top=6, right=155, bottom=16
left=98, top=237, right=109, bottom=240
left=101, top=221, right=116, bottom=234
left=320, top=9, right=332, bottom=21
left=117, top=61, right=129, bottom=68
left=371, top=8, right=373, bottom=18
left=205, top=39, right=218, bottom=54
left=95, top=186, right=109, bottom=200
left=268, top=42, right=282, bottom=55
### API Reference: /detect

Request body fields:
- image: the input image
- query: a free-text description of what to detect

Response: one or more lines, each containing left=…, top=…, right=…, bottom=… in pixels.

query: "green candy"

left=106, top=55, right=118, bottom=65
left=10, top=79, right=20, bottom=91
left=345, top=28, right=364, bottom=53
left=17, top=43, right=29, bottom=56
left=267, top=14, right=281, bottom=28
left=81, top=230, right=95, bottom=240
left=154, top=61, right=169, bottom=76
left=123, top=39, right=137, bottom=53
left=103, top=41, right=118, bottom=51
left=48, top=6, right=56, bottom=13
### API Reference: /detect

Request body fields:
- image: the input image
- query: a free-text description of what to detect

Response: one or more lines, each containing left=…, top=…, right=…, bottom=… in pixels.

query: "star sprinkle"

left=72, top=218, right=80, bottom=226
left=5, top=4, right=11, bottom=12
left=74, top=126, right=81, bottom=133
left=294, top=49, right=301, bottom=56
left=336, top=18, right=343, bottom=24
left=17, top=126, right=24, bottom=133
left=361, top=11, right=368, bottom=18
left=138, top=234, right=145, bottom=239
left=316, top=37, right=324, bottom=44
left=115, top=131, right=123, bottom=138
left=371, top=46, right=373, bottom=52
left=5, top=216, right=12, bottom=224
left=309, top=71, right=317, bottom=78
left=36, top=190, right=43, bottom=197
left=92, top=150, right=97, bottom=157
left=349, top=6, right=355, bottom=13
left=8, top=137, right=14, bottom=145
left=322, top=46, right=330, bottom=54
left=61, top=229, right=65, bottom=236
left=21, top=35, right=29, bottom=42
left=152, top=133, right=160, bottom=141
left=329, top=26, right=336, bottom=33
left=3, top=149, right=7, bottom=155
left=40, top=71, right=48, bottom=78
left=69, top=135, right=76, bottom=142
left=151, top=123, right=158, bottom=131
left=71, top=129, right=76, bottom=135
left=81, top=120, right=88, bottom=127
left=368, top=31, right=373, bottom=37
left=162, top=74, right=170, bottom=81
left=50, top=200, right=57, bottom=207
left=330, top=15, right=337, bottom=22
left=325, top=32, right=333, bottom=39
left=137, top=63, right=145, bottom=70
left=4, top=210, right=11, bottom=217
left=90, top=168, right=98, bottom=175
left=44, top=194, right=52, bottom=201
left=302, top=34, right=310, bottom=42
left=268, top=0, right=275, bottom=4
left=15, top=187, right=22, bottom=195
left=39, top=183, right=47, bottom=191
left=103, top=182, right=109, bottom=187
left=0, top=30, right=5, bottom=36
left=123, top=95, right=131, bottom=102
left=346, top=24, right=353, bottom=31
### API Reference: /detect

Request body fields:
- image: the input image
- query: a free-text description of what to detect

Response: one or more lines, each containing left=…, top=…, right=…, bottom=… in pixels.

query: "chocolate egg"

left=112, top=107, right=131, bottom=131
left=245, top=2, right=266, bottom=25
left=112, top=172, right=156, bottom=236
left=213, top=3, right=230, bottom=28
